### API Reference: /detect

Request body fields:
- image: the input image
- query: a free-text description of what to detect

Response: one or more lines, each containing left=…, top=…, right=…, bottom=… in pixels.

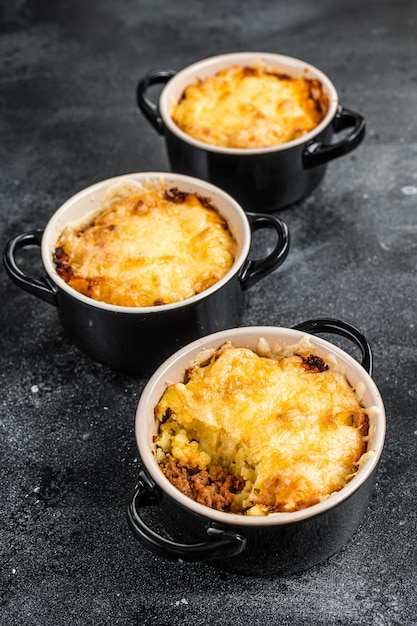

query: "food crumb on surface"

left=401, top=185, right=417, bottom=195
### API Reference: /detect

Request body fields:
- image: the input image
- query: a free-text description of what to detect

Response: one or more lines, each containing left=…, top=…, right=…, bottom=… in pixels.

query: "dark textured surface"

left=1, top=1, right=416, bottom=624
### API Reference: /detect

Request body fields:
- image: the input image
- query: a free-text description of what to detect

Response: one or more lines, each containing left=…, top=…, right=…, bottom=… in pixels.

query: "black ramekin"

left=137, top=52, right=366, bottom=212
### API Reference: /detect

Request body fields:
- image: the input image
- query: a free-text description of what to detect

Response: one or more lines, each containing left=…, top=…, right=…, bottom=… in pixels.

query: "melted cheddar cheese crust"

left=53, top=180, right=238, bottom=307
left=154, top=339, right=370, bottom=515
left=171, top=64, right=329, bottom=149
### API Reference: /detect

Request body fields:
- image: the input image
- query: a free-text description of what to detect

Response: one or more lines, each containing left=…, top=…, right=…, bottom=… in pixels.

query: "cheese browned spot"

left=171, top=64, right=329, bottom=149
left=53, top=180, right=238, bottom=307
left=154, top=339, right=371, bottom=516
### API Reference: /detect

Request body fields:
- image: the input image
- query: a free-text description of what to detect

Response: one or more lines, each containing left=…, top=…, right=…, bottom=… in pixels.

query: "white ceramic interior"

left=41, top=172, right=251, bottom=313
left=135, top=326, right=386, bottom=527
left=159, top=52, right=339, bottom=155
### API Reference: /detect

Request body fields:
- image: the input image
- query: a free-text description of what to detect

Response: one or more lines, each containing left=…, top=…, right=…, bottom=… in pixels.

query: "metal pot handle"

left=292, top=318, right=373, bottom=375
left=136, top=69, right=177, bottom=135
left=3, top=230, right=59, bottom=307
left=302, top=106, right=366, bottom=169
left=238, top=213, right=290, bottom=291
left=127, top=470, right=247, bottom=562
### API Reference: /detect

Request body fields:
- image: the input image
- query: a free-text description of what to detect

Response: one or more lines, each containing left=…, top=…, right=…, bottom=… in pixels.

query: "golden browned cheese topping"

left=53, top=180, right=238, bottom=307
left=171, top=64, right=329, bottom=148
left=154, top=339, right=370, bottom=515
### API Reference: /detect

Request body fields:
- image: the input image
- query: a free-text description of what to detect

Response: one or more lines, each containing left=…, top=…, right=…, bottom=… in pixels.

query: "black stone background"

left=1, top=1, right=416, bottom=624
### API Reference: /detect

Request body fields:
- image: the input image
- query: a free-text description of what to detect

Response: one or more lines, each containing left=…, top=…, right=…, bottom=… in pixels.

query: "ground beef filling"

left=161, top=454, right=245, bottom=512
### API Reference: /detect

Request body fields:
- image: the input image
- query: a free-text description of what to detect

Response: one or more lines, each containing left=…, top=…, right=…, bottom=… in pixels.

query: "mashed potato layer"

left=154, top=338, right=372, bottom=516
left=171, top=63, right=328, bottom=149
left=53, top=179, right=238, bottom=307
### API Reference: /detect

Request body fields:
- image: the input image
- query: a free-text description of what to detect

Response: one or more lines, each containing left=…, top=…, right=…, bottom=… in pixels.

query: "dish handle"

left=136, top=69, right=177, bottom=135
left=302, top=106, right=366, bottom=169
left=127, top=470, right=247, bottom=562
left=3, top=230, right=59, bottom=307
left=293, top=318, right=373, bottom=375
left=238, top=213, right=290, bottom=290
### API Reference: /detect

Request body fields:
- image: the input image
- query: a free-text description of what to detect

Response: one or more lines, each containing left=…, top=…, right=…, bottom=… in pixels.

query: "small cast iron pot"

left=137, top=52, right=366, bottom=213
left=127, top=319, right=385, bottom=575
left=3, top=172, right=289, bottom=374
